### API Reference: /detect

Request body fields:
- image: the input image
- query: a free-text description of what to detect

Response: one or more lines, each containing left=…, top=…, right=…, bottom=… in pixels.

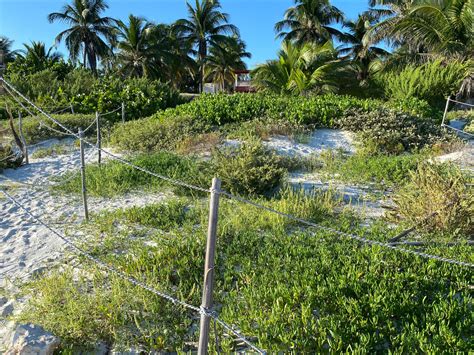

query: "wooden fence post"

left=18, top=110, right=28, bottom=164
left=198, top=177, right=221, bottom=355
left=442, top=97, right=450, bottom=126
left=79, top=128, right=89, bottom=221
left=121, top=102, right=125, bottom=123
left=96, top=112, right=101, bottom=165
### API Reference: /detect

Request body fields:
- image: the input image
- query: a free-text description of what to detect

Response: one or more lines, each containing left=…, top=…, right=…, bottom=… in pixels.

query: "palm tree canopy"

left=173, top=0, right=239, bottom=91
left=368, top=0, right=474, bottom=58
left=48, top=0, right=117, bottom=71
left=205, top=36, right=250, bottom=91
left=339, top=12, right=389, bottom=82
left=21, top=41, right=62, bottom=65
left=275, top=0, right=345, bottom=45
left=115, top=15, right=156, bottom=78
left=0, top=36, right=20, bottom=64
left=252, top=41, right=341, bottom=95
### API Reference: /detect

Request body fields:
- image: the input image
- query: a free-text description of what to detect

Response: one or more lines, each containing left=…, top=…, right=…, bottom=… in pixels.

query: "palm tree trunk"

left=198, top=40, right=207, bottom=93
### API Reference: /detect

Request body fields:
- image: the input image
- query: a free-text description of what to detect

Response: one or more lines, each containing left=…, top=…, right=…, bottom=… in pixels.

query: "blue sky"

left=0, top=0, right=369, bottom=68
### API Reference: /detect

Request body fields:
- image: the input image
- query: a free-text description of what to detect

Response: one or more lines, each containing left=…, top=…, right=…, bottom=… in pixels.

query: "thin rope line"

left=100, top=105, right=122, bottom=117
left=442, top=124, right=474, bottom=138
left=200, top=306, right=266, bottom=354
left=3, top=85, right=73, bottom=137
left=448, top=98, right=474, bottom=108
left=218, top=191, right=474, bottom=268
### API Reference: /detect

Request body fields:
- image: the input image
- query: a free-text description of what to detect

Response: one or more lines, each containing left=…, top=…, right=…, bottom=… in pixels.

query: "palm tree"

left=115, top=15, right=157, bottom=78
left=48, top=0, right=117, bottom=73
left=275, top=0, right=344, bottom=45
left=205, top=37, right=250, bottom=92
left=174, top=0, right=239, bottom=92
left=368, top=0, right=474, bottom=59
left=0, top=36, right=19, bottom=64
left=20, top=41, right=62, bottom=71
left=390, top=0, right=474, bottom=58
left=339, top=13, right=389, bottom=83
left=252, top=41, right=341, bottom=95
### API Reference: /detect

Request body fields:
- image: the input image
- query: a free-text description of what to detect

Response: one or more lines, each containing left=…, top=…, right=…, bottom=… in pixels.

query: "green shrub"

left=212, top=141, right=287, bottom=196
left=0, top=144, right=22, bottom=171
left=336, top=109, right=447, bottom=154
left=21, top=113, right=96, bottom=144
left=389, top=163, right=473, bottom=238
left=151, top=93, right=437, bottom=127
left=109, top=116, right=209, bottom=152
left=378, top=60, right=471, bottom=109
left=66, top=77, right=183, bottom=121
left=3, top=71, right=182, bottom=120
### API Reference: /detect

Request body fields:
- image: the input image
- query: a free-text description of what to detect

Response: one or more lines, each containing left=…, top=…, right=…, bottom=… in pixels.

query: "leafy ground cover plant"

left=17, top=193, right=473, bottom=353
left=319, top=150, right=426, bottom=187
left=150, top=93, right=438, bottom=127
left=55, top=151, right=210, bottom=198
left=388, top=162, right=474, bottom=238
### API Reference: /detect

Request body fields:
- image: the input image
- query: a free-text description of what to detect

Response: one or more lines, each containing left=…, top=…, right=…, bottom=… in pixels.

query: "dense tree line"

left=0, top=0, right=472, bottom=96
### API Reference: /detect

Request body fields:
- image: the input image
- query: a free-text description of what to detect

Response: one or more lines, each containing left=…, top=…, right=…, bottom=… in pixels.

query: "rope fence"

left=0, top=189, right=266, bottom=355
left=1, top=77, right=473, bottom=353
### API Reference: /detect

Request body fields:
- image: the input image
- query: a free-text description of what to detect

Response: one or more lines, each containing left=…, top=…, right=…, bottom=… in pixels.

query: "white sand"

left=264, top=129, right=356, bottom=157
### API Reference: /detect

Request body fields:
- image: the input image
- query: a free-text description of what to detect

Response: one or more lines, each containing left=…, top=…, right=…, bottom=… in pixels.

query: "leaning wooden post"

left=79, top=128, right=89, bottom=221
left=96, top=111, right=101, bottom=165
left=441, top=96, right=450, bottom=127
left=121, top=102, right=125, bottom=123
left=70, top=104, right=75, bottom=114
left=18, top=110, right=28, bottom=164
left=198, top=178, right=221, bottom=355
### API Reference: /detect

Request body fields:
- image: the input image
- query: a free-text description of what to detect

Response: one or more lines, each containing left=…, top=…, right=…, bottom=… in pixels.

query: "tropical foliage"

left=275, top=0, right=344, bottom=44
left=174, top=0, right=240, bottom=92
left=252, top=41, right=341, bottom=95
left=47, top=0, right=117, bottom=72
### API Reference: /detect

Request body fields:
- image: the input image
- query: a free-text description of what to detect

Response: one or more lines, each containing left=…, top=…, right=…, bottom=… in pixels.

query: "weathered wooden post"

left=18, top=110, right=28, bottom=164
left=121, top=102, right=125, bottom=123
left=441, top=97, right=450, bottom=126
left=78, top=128, right=89, bottom=221
left=96, top=112, right=101, bottom=165
left=198, top=177, right=221, bottom=355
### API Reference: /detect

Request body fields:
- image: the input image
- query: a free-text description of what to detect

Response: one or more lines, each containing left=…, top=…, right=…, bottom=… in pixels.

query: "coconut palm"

left=252, top=41, right=341, bottom=95
left=115, top=15, right=157, bottom=78
left=368, top=0, right=474, bottom=59
left=391, top=0, right=474, bottom=58
left=0, top=36, right=19, bottom=64
left=47, top=0, right=117, bottom=73
left=205, top=37, right=250, bottom=92
left=275, top=0, right=345, bottom=45
left=339, top=13, right=389, bottom=82
left=174, top=0, right=239, bottom=92
left=20, top=41, right=62, bottom=71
